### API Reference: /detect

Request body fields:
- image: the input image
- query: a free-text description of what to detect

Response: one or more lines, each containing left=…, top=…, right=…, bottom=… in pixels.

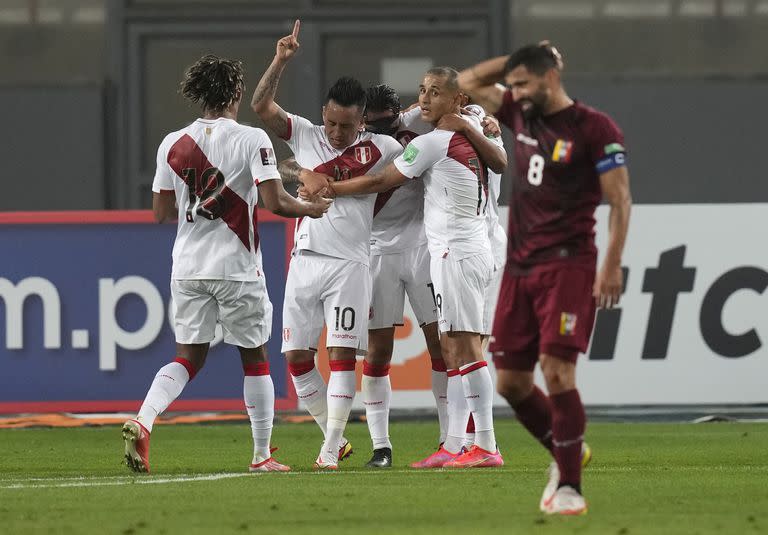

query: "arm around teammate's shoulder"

left=457, top=56, right=509, bottom=114
left=258, top=178, right=331, bottom=219
left=439, top=113, right=507, bottom=173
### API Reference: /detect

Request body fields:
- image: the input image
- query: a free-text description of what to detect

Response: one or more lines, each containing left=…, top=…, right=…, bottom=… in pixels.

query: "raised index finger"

left=291, top=19, right=301, bottom=39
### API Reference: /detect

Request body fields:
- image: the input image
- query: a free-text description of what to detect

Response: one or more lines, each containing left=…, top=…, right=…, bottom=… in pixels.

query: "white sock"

left=431, top=369, right=449, bottom=444
left=460, top=361, right=497, bottom=452
left=136, top=361, right=189, bottom=433
left=244, top=374, right=274, bottom=463
left=362, top=371, right=392, bottom=450
left=464, top=431, right=476, bottom=450
left=320, top=369, right=356, bottom=464
left=291, top=365, right=328, bottom=436
left=443, top=372, right=469, bottom=454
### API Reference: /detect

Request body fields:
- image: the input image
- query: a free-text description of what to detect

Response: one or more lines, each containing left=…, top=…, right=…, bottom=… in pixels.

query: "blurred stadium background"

left=1, top=2, right=767, bottom=533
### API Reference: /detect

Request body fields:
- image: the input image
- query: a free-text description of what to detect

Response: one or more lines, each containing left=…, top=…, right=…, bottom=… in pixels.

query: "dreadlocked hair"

left=180, top=54, right=245, bottom=113
left=365, top=84, right=401, bottom=115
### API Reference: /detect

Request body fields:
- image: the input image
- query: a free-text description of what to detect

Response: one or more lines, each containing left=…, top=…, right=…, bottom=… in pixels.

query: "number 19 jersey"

left=152, top=117, right=281, bottom=281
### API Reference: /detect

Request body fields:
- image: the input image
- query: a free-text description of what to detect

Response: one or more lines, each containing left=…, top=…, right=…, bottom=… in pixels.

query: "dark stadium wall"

left=2, top=79, right=765, bottom=210
left=0, top=86, right=106, bottom=211
left=496, top=79, right=768, bottom=206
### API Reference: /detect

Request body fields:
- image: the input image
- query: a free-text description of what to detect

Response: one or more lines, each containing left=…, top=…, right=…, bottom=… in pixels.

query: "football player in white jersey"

left=121, top=54, right=330, bottom=474
left=356, top=85, right=438, bottom=468
left=359, top=86, right=506, bottom=468
left=316, top=67, right=508, bottom=468
left=251, top=20, right=403, bottom=469
left=466, top=105, right=507, bottom=345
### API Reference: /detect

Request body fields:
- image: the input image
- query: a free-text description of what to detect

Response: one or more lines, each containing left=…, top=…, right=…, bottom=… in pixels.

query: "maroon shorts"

left=490, top=263, right=596, bottom=371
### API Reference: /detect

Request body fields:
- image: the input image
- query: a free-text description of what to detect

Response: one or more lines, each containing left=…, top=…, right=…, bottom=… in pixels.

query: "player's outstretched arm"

left=251, top=19, right=301, bottom=139
left=594, top=166, right=632, bottom=308
left=258, top=178, right=331, bottom=219
left=329, top=163, right=409, bottom=196
left=438, top=113, right=507, bottom=173
left=152, top=191, right=176, bottom=223
left=457, top=56, right=509, bottom=114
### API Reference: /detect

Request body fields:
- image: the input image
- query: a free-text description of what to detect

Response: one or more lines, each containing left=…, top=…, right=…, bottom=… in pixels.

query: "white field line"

left=0, top=472, right=251, bottom=489
left=2, top=464, right=767, bottom=490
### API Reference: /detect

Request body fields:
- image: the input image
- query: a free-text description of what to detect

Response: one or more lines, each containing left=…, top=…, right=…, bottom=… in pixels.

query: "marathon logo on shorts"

left=260, top=147, right=276, bottom=166
left=355, top=146, right=372, bottom=164
left=283, top=327, right=291, bottom=342
left=559, top=312, right=577, bottom=336
left=331, top=333, right=358, bottom=341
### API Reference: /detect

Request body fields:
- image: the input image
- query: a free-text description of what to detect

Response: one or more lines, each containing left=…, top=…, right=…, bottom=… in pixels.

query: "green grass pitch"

left=1, top=420, right=766, bottom=534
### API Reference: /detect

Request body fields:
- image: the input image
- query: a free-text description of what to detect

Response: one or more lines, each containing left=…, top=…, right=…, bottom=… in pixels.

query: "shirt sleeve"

left=249, top=129, right=281, bottom=184
left=283, top=112, right=315, bottom=152
left=586, top=111, right=627, bottom=175
left=494, top=90, right=519, bottom=130
left=151, top=137, right=175, bottom=194
left=399, top=107, right=423, bottom=130
left=379, top=135, right=404, bottom=164
left=393, top=132, right=444, bottom=179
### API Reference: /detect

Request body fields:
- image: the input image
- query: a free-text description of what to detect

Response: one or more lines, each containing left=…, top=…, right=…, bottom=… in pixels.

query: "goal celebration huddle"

left=121, top=19, right=632, bottom=517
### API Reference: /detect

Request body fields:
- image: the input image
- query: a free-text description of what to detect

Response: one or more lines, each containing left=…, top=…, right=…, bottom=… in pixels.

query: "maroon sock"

left=511, top=386, right=554, bottom=454
left=550, top=389, right=586, bottom=489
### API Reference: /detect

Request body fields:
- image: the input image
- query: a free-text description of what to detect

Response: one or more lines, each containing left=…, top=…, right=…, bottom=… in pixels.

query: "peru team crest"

left=355, top=146, right=372, bottom=164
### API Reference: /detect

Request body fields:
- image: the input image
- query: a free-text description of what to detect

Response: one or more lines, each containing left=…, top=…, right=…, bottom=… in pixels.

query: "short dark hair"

left=324, top=76, right=366, bottom=111
left=505, top=43, right=563, bottom=76
left=180, top=54, right=244, bottom=113
left=365, top=84, right=400, bottom=115
left=425, top=66, right=460, bottom=92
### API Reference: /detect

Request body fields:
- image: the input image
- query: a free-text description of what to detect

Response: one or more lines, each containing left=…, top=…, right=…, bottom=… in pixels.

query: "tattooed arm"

left=251, top=20, right=300, bottom=139
left=278, top=157, right=302, bottom=184
left=278, top=157, right=333, bottom=195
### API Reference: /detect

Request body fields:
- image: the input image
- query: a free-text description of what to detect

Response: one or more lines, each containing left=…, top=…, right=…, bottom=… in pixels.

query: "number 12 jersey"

left=152, top=117, right=281, bottom=281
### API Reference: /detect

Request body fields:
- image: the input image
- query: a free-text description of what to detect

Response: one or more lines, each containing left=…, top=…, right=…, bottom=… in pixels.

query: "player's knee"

left=284, top=350, right=314, bottom=364
left=540, top=357, right=575, bottom=393
left=367, top=336, right=393, bottom=365
left=496, top=376, right=532, bottom=405
left=426, top=339, right=442, bottom=361
left=365, top=349, right=392, bottom=366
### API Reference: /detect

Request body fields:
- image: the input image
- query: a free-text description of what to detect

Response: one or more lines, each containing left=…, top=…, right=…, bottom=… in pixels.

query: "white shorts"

left=369, top=244, right=438, bottom=330
left=281, top=251, right=371, bottom=353
left=430, top=252, right=493, bottom=334
left=171, top=278, right=272, bottom=348
left=482, top=261, right=504, bottom=336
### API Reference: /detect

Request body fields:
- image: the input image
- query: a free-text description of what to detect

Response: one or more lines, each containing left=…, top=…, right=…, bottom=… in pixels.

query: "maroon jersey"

left=496, top=91, right=626, bottom=272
